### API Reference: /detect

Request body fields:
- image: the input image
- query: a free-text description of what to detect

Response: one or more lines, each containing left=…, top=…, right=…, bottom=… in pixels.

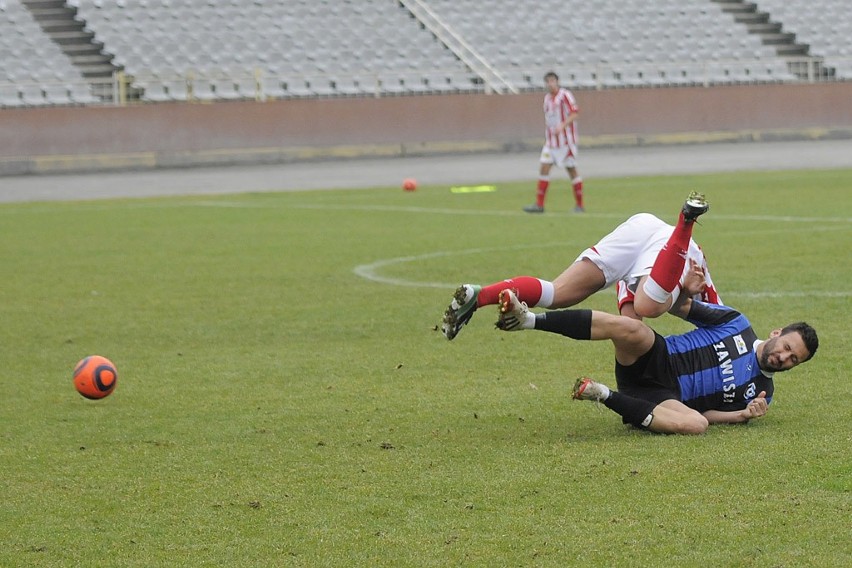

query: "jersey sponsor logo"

left=733, top=334, right=748, bottom=355
left=714, top=340, right=736, bottom=404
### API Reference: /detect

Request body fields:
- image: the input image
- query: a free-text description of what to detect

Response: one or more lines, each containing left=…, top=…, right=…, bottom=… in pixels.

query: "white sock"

left=598, top=384, right=611, bottom=400
left=521, top=310, right=536, bottom=330
left=536, top=279, right=555, bottom=308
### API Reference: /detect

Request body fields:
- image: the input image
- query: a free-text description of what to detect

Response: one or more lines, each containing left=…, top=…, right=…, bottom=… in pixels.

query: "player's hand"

left=742, top=390, right=768, bottom=420
left=682, top=259, right=707, bottom=297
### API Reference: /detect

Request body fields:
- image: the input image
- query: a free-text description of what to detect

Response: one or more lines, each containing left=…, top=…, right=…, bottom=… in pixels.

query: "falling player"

left=442, top=192, right=718, bottom=341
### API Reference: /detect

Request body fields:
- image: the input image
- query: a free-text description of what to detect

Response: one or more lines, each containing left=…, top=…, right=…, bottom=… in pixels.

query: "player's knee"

left=618, top=302, right=641, bottom=320
left=616, top=316, right=650, bottom=342
left=633, top=295, right=668, bottom=319
left=675, top=414, right=709, bottom=435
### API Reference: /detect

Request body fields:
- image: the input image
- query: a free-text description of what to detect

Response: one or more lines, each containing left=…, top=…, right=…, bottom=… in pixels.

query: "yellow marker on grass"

left=450, top=185, right=497, bottom=194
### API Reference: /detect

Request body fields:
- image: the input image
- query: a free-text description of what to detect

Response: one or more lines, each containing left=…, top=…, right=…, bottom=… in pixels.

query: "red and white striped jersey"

left=543, top=88, right=579, bottom=149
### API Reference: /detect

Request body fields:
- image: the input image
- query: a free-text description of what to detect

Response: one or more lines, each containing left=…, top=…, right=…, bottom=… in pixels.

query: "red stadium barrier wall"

left=1, top=83, right=851, bottom=174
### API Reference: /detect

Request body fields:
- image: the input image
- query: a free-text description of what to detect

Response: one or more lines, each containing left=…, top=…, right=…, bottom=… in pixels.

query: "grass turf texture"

left=1, top=169, right=850, bottom=566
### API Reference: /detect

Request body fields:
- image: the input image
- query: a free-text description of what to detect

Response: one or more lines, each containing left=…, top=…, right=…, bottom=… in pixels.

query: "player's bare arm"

left=703, top=391, right=769, bottom=424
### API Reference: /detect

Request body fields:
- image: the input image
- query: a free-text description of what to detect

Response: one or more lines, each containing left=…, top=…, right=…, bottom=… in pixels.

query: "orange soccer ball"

left=73, top=355, right=118, bottom=399
left=402, top=178, right=417, bottom=191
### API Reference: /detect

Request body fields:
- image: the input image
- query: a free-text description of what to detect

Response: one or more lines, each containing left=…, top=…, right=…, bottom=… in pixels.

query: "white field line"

left=353, top=245, right=852, bottom=298
left=292, top=203, right=852, bottom=224
left=353, top=243, right=571, bottom=288
left=5, top=200, right=850, bottom=226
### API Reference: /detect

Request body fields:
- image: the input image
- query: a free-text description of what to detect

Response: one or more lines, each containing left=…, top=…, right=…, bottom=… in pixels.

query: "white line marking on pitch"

left=353, top=246, right=851, bottom=298
left=353, top=243, right=574, bottom=288
left=294, top=203, right=852, bottom=224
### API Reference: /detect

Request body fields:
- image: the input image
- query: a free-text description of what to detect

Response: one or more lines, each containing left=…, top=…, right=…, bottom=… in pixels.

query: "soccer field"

left=1, top=168, right=850, bottom=566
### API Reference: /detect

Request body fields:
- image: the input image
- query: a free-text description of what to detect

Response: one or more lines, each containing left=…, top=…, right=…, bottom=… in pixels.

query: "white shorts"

left=575, top=213, right=721, bottom=309
left=540, top=144, right=577, bottom=169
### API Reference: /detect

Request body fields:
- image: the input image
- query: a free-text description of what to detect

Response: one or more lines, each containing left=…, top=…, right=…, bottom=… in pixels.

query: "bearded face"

left=759, top=332, right=809, bottom=373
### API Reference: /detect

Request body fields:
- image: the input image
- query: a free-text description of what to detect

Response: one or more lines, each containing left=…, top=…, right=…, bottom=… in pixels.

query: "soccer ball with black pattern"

left=73, top=355, right=118, bottom=399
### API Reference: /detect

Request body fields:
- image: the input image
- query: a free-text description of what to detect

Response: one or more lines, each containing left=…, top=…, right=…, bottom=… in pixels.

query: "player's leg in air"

left=441, top=212, right=650, bottom=340
left=440, top=260, right=604, bottom=341
left=632, top=191, right=710, bottom=318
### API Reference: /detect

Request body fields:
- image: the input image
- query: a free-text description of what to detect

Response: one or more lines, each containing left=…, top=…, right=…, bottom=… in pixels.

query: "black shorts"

left=614, top=331, right=680, bottom=406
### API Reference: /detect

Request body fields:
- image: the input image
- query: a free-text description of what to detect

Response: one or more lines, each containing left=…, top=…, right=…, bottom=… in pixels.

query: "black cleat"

left=682, top=191, right=709, bottom=222
left=441, top=284, right=481, bottom=340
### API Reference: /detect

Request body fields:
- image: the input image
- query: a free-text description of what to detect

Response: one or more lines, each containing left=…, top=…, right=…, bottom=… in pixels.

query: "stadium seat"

left=43, top=84, right=74, bottom=105
left=19, top=83, right=45, bottom=106
left=0, top=83, right=23, bottom=107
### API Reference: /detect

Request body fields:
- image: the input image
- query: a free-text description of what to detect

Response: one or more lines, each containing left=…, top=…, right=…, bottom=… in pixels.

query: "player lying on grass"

left=493, top=237, right=819, bottom=434
left=442, top=192, right=718, bottom=340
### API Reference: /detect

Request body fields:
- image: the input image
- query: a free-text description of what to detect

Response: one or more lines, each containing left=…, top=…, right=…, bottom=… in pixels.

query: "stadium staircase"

left=20, top=0, right=121, bottom=100
left=397, top=0, right=516, bottom=94
left=711, top=0, right=835, bottom=81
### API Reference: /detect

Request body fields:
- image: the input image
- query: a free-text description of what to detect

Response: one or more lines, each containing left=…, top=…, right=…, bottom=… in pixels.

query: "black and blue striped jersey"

left=665, top=301, right=774, bottom=413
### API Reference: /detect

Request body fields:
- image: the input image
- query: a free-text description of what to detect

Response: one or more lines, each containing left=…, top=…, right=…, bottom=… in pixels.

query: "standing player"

left=524, top=71, right=583, bottom=214
left=442, top=193, right=717, bottom=340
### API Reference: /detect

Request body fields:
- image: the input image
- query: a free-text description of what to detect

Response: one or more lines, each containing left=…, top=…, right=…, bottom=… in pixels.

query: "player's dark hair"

left=544, top=71, right=559, bottom=81
left=781, top=322, right=819, bottom=361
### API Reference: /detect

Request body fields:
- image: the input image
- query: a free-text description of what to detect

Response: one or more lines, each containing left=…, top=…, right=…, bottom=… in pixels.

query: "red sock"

left=572, top=177, right=584, bottom=208
left=648, top=212, right=694, bottom=293
left=477, top=277, right=543, bottom=307
left=536, top=178, right=549, bottom=207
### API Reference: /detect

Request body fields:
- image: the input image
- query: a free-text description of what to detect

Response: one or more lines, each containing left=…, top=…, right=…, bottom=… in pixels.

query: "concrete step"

left=21, top=0, right=66, bottom=9
left=746, top=21, right=782, bottom=34
left=80, top=64, right=118, bottom=78
left=25, top=8, right=69, bottom=19
left=38, top=19, right=86, bottom=33
left=62, top=42, right=106, bottom=56
left=717, top=1, right=757, bottom=14
left=776, top=43, right=810, bottom=56
left=762, top=31, right=798, bottom=45
left=49, top=30, right=97, bottom=45
left=734, top=11, right=769, bottom=25
left=70, top=54, right=112, bottom=65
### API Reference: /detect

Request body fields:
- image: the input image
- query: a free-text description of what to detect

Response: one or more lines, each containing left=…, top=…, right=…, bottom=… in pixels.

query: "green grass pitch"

left=1, top=168, right=850, bottom=566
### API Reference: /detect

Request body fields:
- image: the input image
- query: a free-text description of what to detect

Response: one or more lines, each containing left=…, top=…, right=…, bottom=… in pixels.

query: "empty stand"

left=0, top=0, right=97, bottom=107
left=2, top=0, right=848, bottom=107
left=752, top=0, right=852, bottom=79
left=72, top=0, right=479, bottom=102
left=422, top=0, right=796, bottom=91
